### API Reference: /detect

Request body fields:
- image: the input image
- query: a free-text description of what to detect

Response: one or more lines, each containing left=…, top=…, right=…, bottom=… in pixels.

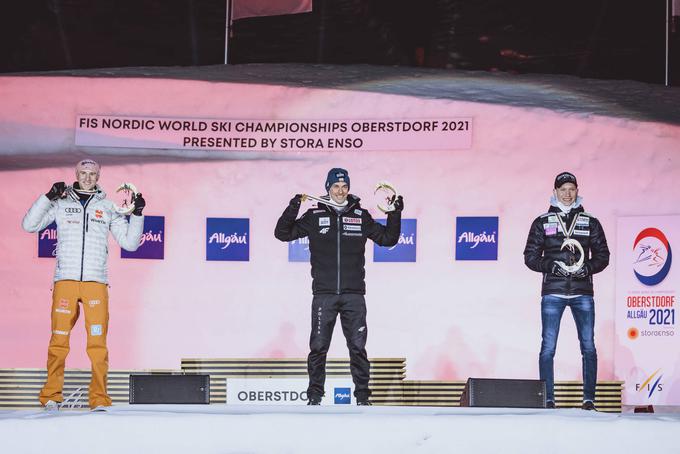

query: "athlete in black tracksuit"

left=275, top=169, right=402, bottom=405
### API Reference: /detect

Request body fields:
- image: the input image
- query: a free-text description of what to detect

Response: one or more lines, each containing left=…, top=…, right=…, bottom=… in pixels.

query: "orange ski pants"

left=39, top=280, right=112, bottom=409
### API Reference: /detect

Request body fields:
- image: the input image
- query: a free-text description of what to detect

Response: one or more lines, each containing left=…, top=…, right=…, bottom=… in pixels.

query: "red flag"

left=232, top=0, right=313, bottom=21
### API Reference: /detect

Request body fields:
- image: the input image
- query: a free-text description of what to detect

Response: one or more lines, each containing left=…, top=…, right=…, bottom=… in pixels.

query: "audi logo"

left=64, top=208, right=82, bottom=213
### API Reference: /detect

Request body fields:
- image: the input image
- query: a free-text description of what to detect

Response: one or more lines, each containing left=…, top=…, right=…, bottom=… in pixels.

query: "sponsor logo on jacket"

left=342, top=217, right=362, bottom=224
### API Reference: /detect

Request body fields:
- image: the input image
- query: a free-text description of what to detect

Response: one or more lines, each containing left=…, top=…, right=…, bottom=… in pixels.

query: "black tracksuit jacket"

left=524, top=205, right=610, bottom=296
left=275, top=195, right=401, bottom=295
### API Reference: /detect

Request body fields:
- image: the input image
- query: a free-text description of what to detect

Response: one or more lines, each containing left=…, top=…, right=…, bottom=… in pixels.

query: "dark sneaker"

left=545, top=400, right=556, bottom=409
left=582, top=400, right=596, bottom=411
left=307, top=396, right=321, bottom=406
left=356, top=399, right=372, bottom=406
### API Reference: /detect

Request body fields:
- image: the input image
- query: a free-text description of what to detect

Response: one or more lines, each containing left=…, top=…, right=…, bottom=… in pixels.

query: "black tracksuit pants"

left=307, top=293, right=370, bottom=400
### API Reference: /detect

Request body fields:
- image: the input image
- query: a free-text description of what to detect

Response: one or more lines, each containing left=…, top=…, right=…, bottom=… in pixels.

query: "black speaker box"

left=129, top=374, right=210, bottom=404
left=459, top=378, right=546, bottom=408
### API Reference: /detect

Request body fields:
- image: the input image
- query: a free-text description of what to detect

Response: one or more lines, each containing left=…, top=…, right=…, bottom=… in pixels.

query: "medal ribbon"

left=555, top=212, right=579, bottom=240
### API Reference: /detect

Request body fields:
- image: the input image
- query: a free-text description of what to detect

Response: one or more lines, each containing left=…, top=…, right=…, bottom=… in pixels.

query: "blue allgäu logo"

left=334, top=387, right=351, bottom=404
left=38, top=221, right=58, bottom=258
left=455, top=216, right=499, bottom=260
left=374, top=218, right=417, bottom=262
left=288, top=237, right=311, bottom=262
left=121, top=216, right=165, bottom=260
left=206, top=218, right=250, bottom=261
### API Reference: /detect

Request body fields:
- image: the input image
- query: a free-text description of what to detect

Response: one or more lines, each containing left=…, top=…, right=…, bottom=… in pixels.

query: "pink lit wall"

left=1, top=75, right=679, bottom=386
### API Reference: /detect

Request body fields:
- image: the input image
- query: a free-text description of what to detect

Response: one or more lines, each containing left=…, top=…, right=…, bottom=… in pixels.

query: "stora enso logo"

left=206, top=218, right=250, bottom=261
left=632, top=228, right=672, bottom=286
left=334, top=387, right=351, bottom=404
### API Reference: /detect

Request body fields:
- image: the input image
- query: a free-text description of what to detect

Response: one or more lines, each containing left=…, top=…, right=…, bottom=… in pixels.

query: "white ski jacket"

left=22, top=188, right=144, bottom=284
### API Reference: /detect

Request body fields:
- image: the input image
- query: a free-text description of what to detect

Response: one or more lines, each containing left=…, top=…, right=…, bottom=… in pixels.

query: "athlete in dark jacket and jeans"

left=524, top=172, right=609, bottom=410
left=275, top=168, right=402, bottom=405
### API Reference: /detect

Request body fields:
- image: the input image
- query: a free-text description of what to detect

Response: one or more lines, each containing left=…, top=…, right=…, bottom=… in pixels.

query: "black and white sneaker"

left=545, top=400, right=556, bottom=409
left=356, top=400, right=372, bottom=406
left=307, top=396, right=321, bottom=406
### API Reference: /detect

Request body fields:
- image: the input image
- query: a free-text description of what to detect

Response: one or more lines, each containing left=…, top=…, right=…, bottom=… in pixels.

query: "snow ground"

left=11, top=63, right=680, bottom=125
left=1, top=405, right=679, bottom=454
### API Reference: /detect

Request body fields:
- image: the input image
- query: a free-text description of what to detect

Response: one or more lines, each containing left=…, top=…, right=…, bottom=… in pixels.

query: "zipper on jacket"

left=79, top=198, right=92, bottom=281
left=336, top=216, right=341, bottom=295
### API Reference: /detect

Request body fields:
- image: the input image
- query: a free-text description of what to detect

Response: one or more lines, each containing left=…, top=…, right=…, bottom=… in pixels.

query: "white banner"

left=74, top=115, right=473, bottom=152
left=615, top=216, right=680, bottom=406
left=226, top=378, right=354, bottom=405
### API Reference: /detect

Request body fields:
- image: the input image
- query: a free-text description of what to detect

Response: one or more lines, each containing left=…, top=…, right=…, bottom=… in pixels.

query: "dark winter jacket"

left=524, top=205, right=609, bottom=296
left=275, top=195, right=401, bottom=295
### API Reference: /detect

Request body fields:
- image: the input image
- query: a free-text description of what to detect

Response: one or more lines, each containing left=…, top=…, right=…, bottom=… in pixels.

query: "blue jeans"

left=539, top=295, right=597, bottom=402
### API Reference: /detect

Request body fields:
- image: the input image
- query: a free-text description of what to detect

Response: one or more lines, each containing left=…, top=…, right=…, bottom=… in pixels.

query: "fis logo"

left=334, top=387, right=351, bottom=404
left=633, top=228, right=672, bottom=286
left=455, top=217, right=499, bottom=261
left=38, top=222, right=58, bottom=258
left=206, top=218, right=250, bottom=261
left=288, top=237, right=311, bottom=262
left=635, top=369, right=664, bottom=398
left=374, top=219, right=417, bottom=262
left=121, top=215, right=165, bottom=260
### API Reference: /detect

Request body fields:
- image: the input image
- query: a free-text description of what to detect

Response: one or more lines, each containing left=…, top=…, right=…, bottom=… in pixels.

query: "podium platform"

left=0, top=358, right=623, bottom=411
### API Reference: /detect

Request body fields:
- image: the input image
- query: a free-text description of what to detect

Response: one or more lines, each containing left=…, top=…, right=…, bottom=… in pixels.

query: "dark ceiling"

left=1, top=0, right=677, bottom=84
